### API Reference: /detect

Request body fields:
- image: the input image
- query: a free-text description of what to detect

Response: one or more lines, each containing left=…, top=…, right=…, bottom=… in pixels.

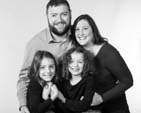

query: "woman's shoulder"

left=98, top=42, right=120, bottom=58
left=103, top=42, right=119, bottom=52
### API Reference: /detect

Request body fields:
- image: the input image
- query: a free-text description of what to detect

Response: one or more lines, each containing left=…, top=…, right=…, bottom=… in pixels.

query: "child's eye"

left=69, top=60, right=74, bottom=64
left=40, top=66, right=45, bottom=69
left=49, top=65, right=55, bottom=69
left=75, top=28, right=79, bottom=31
left=78, top=61, right=84, bottom=64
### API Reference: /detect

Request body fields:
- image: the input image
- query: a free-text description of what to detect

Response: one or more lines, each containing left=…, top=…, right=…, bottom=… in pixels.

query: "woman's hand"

left=91, top=92, right=103, bottom=106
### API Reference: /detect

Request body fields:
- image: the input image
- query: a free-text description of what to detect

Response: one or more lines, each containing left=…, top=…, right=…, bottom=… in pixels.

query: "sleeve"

left=102, top=45, right=133, bottom=102
left=28, top=80, right=54, bottom=113
left=17, top=38, right=38, bottom=107
left=64, top=76, right=95, bottom=112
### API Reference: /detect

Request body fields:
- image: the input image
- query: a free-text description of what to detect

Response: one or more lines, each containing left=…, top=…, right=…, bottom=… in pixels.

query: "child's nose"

left=45, top=68, right=50, bottom=73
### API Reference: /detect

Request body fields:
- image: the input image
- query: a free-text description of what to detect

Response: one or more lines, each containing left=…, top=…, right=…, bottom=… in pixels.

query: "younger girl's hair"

left=28, top=50, right=58, bottom=86
left=62, top=46, right=95, bottom=80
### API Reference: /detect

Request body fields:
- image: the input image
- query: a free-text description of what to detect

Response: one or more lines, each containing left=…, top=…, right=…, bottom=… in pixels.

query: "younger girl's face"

left=39, top=57, right=56, bottom=82
left=68, top=52, right=84, bottom=76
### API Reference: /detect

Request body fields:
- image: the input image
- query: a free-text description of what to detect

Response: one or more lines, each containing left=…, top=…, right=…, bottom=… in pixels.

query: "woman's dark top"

left=93, top=42, right=133, bottom=113
left=58, top=75, right=95, bottom=113
left=27, top=78, right=55, bottom=113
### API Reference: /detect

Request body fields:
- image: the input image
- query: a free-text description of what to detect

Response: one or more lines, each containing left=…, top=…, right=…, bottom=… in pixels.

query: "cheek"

left=79, top=64, right=84, bottom=69
left=39, top=71, right=42, bottom=78
left=88, top=31, right=94, bottom=39
left=75, top=32, right=78, bottom=37
left=64, top=16, right=70, bottom=23
left=48, top=17, right=55, bottom=24
left=51, top=68, right=56, bottom=73
left=75, top=34, right=79, bottom=41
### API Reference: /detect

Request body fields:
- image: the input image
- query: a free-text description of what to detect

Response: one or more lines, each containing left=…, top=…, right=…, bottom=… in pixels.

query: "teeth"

left=79, top=36, right=86, bottom=40
left=56, top=23, right=64, bottom=27
left=72, top=68, right=79, bottom=71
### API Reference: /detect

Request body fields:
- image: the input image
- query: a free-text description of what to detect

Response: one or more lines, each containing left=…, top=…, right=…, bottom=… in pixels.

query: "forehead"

left=41, top=57, right=55, bottom=65
left=48, top=4, right=69, bottom=14
left=71, top=52, right=84, bottom=59
left=76, top=19, right=90, bottom=27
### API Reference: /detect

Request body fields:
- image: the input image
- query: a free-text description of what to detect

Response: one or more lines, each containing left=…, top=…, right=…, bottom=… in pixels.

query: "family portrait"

left=1, top=0, right=141, bottom=113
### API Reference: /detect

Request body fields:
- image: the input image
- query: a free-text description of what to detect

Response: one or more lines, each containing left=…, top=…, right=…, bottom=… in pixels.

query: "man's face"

left=47, top=4, right=71, bottom=36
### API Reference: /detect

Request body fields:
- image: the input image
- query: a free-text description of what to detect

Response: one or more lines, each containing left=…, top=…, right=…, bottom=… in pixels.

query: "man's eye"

left=63, top=13, right=67, bottom=16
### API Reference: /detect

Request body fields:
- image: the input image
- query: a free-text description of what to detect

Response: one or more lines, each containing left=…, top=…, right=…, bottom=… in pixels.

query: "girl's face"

left=39, top=57, right=56, bottom=82
left=68, top=52, right=84, bottom=76
left=75, top=19, right=94, bottom=47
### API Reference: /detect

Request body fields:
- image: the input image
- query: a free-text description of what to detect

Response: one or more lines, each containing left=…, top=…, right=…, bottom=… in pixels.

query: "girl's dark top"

left=27, top=78, right=55, bottom=113
left=57, top=75, right=95, bottom=113
left=92, top=42, right=133, bottom=113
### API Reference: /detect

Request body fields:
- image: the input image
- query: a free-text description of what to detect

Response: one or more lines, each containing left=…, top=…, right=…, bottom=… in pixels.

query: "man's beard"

left=49, top=21, right=71, bottom=36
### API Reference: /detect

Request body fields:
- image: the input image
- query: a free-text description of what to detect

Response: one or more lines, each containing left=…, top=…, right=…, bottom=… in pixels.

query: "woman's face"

left=75, top=19, right=94, bottom=47
left=39, top=57, right=56, bottom=82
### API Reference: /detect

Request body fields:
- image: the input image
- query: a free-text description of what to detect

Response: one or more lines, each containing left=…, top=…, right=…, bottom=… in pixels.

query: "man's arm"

left=17, top=69, right=30, bottom=108
left=17, top=39, right=37, bottom=111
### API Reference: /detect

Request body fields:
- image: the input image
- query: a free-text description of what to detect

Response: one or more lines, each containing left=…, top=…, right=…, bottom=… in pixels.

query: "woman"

left=71, top=14, right=133, bottom=113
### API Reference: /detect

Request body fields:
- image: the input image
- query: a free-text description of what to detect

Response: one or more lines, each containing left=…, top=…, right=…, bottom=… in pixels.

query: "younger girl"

left=27, top=50, right=59, bottom=113
left=57, top=46, right=96, bottom=113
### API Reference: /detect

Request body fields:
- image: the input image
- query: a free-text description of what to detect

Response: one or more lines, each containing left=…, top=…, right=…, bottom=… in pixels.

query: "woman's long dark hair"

left=71, top=14, right=107, bottom=46
left=28, top=50, right=59, bottom=86
left=62, top=46, right=96, bottom=80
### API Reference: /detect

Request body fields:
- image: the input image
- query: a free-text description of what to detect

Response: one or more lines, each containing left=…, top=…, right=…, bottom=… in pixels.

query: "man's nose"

left=57, top=15, right=63, bottom=22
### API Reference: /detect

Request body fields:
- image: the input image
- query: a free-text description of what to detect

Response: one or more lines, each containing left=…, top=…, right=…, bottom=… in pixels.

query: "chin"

left=44, top=79, right=52, bottom=82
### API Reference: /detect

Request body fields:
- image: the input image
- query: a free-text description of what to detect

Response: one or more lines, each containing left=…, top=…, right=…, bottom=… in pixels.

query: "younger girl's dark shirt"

left=58, top=75, right=95, bottom=113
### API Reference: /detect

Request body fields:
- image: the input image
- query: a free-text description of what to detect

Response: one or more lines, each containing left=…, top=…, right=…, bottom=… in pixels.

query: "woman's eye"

left=84, top=27, right=88, bottom=30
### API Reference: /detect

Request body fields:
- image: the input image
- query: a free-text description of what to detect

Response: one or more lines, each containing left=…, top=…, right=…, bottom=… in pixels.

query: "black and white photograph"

left=0, top=0, right=141, bottom=113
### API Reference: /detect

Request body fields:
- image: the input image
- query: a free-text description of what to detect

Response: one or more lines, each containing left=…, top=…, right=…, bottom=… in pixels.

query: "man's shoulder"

left=32, top=28, right=48, bottom=40
left=27, top=28, right=49, bottom=44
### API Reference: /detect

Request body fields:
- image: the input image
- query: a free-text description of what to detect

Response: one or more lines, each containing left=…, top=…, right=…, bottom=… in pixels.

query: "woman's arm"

left=102, top=45, right=133, bottom=102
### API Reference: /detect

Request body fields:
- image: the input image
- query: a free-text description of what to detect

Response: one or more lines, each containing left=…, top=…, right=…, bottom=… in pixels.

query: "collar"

left=47, top=28, right=71, bottom=43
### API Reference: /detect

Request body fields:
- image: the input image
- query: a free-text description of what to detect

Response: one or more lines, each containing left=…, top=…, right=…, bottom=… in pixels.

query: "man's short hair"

left=46, top=0, right=71, bottom=14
